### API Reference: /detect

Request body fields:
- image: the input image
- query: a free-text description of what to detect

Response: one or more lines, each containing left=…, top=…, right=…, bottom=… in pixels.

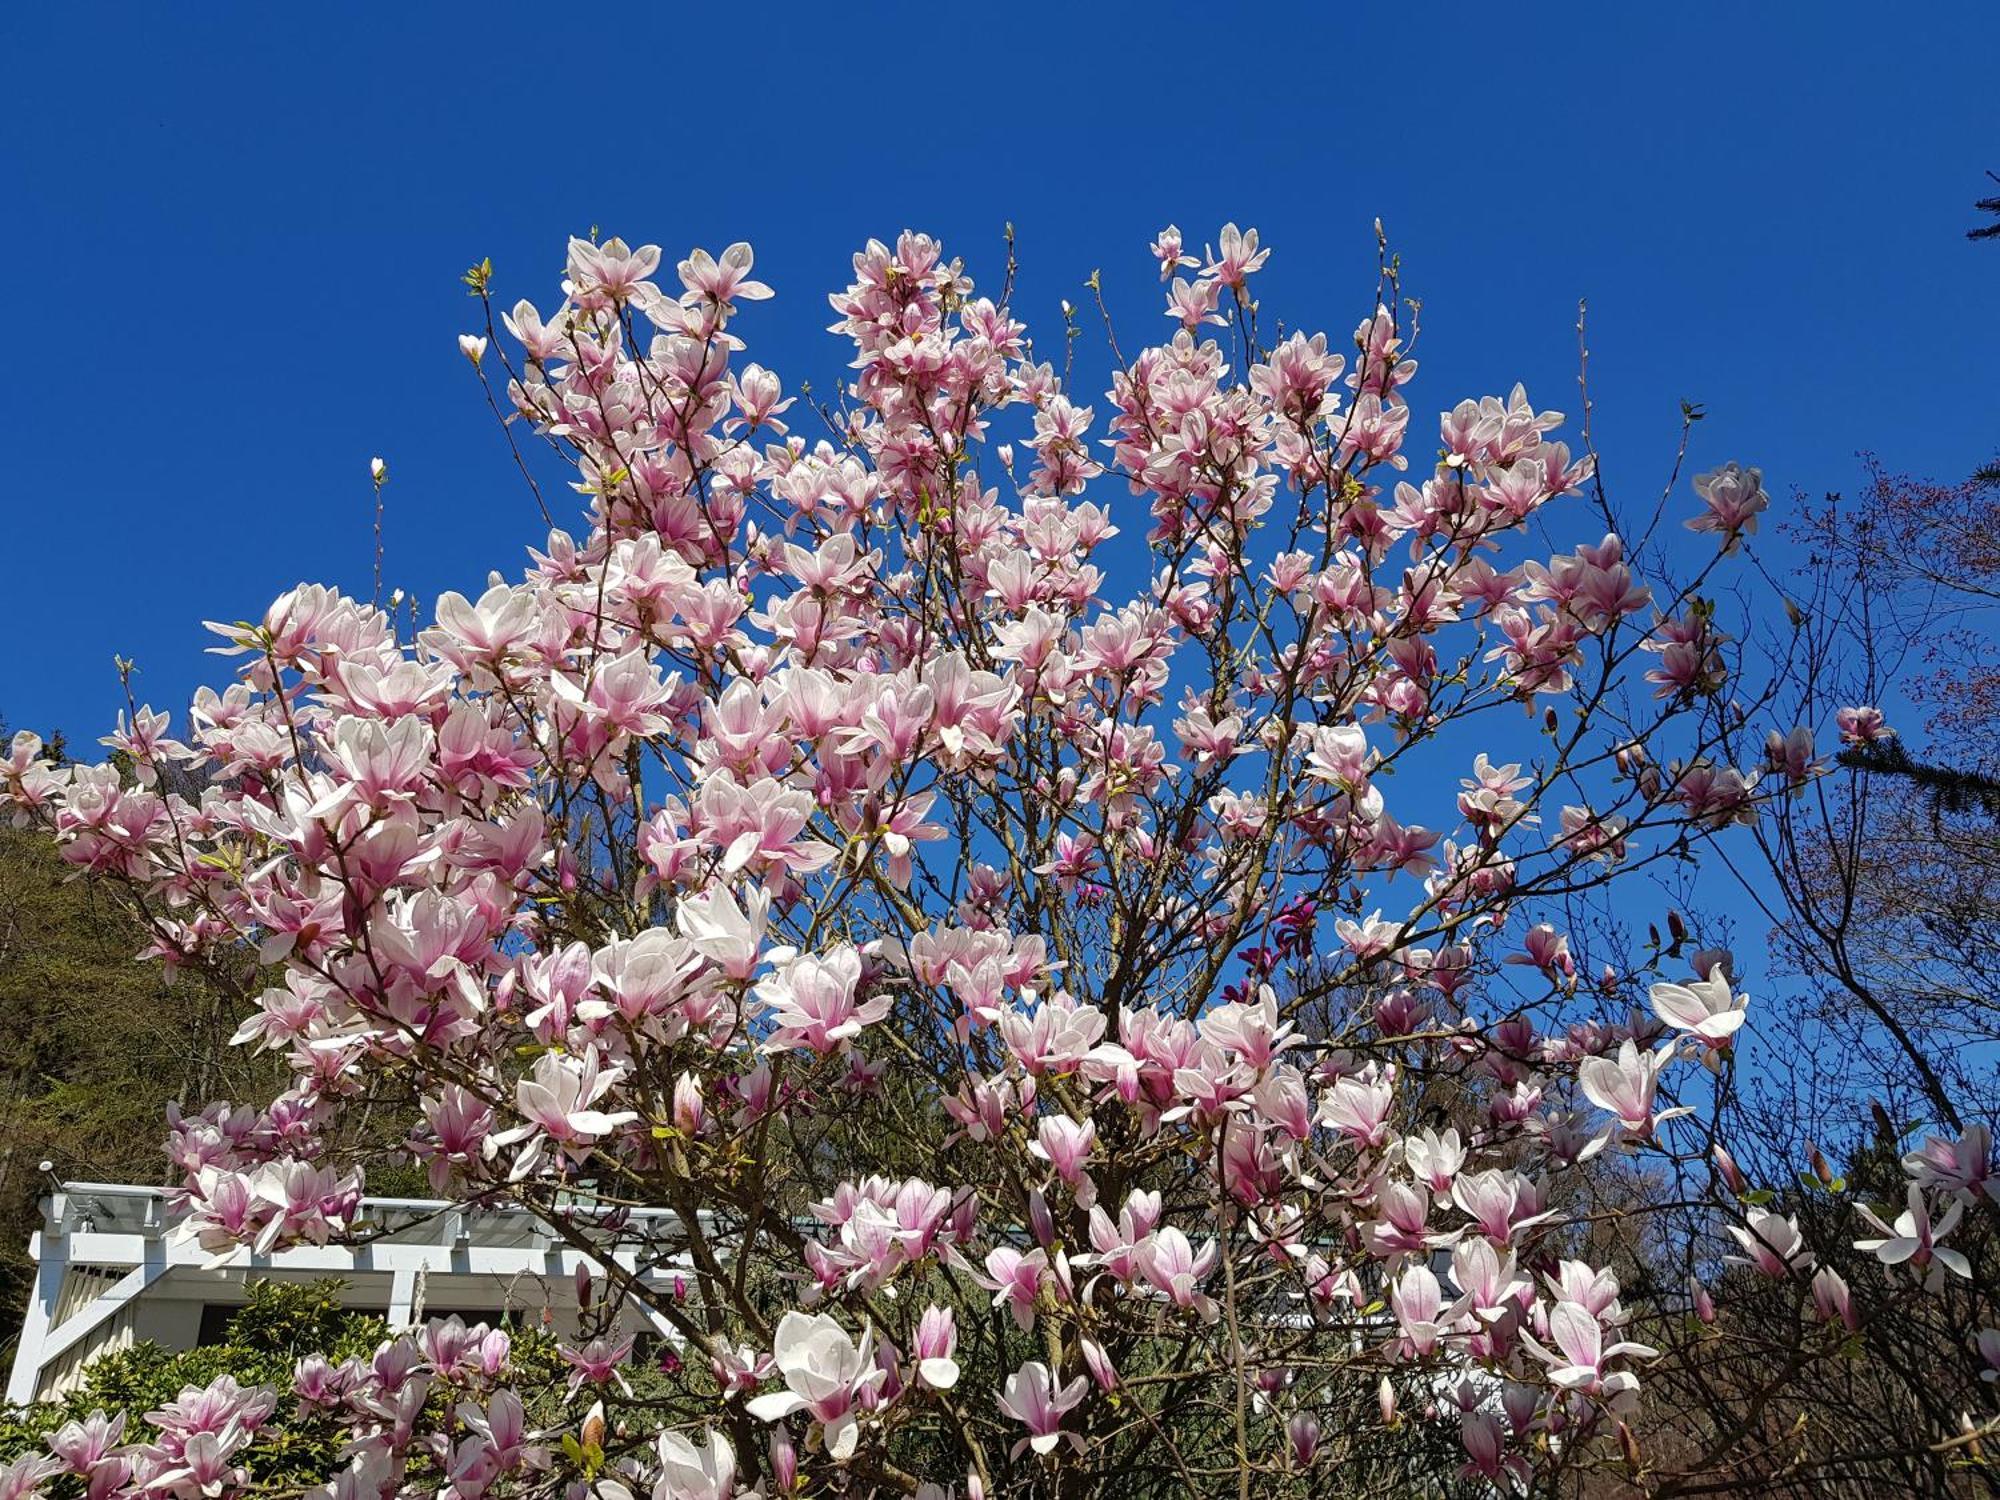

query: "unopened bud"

left=1688, top=1274, right=1715, bottom=1325
left=1712, top=1143, right=1748, bottom=1197
left=1028, top=1187, right=1055, bottom=1249
left=458, top=333, right=489, bottom=366
left=1286, top=1410, right=1321, bottom=1466
left=1080, top=1335, right=1119, bottom=1393
left=672, top=1073, right=706, bottom=1136
left=768, top=1426, right=796, bottom=1490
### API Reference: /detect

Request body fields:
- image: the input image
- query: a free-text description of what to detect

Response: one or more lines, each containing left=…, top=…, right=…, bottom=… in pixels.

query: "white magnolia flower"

left=1855, top=1186, right=1971, bottom=1283
left=745, top=1311, right=883, bottom=1461
left=1649, top=966, right=1748, bottom=1043
left=655, top=1427, right=735, bottom=1500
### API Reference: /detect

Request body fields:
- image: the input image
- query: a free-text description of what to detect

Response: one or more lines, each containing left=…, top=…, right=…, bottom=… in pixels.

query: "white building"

left=7, top=1182, right=693, bottom=1407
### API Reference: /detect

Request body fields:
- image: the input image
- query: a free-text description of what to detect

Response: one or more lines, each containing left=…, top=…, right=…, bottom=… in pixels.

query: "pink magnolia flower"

left=1854, top=1186, right=1971, bottom=1283
left=1903, top=1124, right=1998, bottom=1202
left=1810, top=1266, right=1860, bottom=1331
left=559, top=1336, right=635, bottom=1400
left=0, top=1455, right=65, bottom=1500
left=745, top=1312, right=885, bottom=1462
left=911, top=1306, right=960, bottom=1391
left=1648, top=967, right=1748, bottom=1045
left=1205, top=222, right=1270, bottom=287
left=677, top=242, right=773, bottom=304
left=1522, top=1300, right=1657, bottom=1398
left=980, top=1246, right=1048, bottom=1332
left=1685, top=462, right=1768, bottom=551
left=1388, top=1264, right=1463, bottom=1359
left=1726, top=1209, right=1814, bottom=1278
left=496, top=1049, right=637, bottom=1176
left=1137, top=1226, right=1219, bottom=1321
left=1577, top=1039, right=1675, bottom=1136
left=1029, top=1114, right=1098, bottom=1204
left=1149, top=224, right=1197, bottom=279
left=1835, top=704, right=1893, bottom=746
left=653, top=1428, right=736, bottom=1500
left=756, top=946, right=889, bottom=1055
left=46, top=1413, right=125, bottom=1474
left=995, top=1361, right=1087, bottom=1458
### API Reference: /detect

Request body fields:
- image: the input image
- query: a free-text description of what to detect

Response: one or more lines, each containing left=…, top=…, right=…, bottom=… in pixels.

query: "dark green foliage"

left=0, top=1281, right=385, bottom=1485
left=1838, top=738, right=2000, bottom=820
left=0, top=1280, right=566, bottom=1487
left=0, top=821, right=277, bottom=1356
left=1971, top=171, right=2000, bottom=241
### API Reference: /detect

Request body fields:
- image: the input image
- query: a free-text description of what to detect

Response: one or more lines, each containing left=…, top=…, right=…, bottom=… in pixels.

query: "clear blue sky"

left=3, top=2, right=1996, bottom=749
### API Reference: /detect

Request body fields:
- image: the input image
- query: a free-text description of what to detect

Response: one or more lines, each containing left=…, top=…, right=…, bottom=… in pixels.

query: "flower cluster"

left=2, top=220, right=1909, bottom=1498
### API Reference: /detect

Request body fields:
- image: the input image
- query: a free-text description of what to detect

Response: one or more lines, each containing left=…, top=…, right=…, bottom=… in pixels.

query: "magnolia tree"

left=2, top=222, right=1994, bottom=1499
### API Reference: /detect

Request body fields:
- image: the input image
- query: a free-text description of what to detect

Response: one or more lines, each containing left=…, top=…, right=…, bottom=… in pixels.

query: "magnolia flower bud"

left=459, top=333, right=489, bottom=365
left=369, top=456, right=387, bottom=484
left=1286, top=1411, right=1321, bottom=1466
left=1812, top=1266, right=1858, bottom=1331
left=672, top=1073, right=706, bottom=1136
left=1713, top=1143, right=1749, bottom=1197
left=1027, top=1187, right=1055, bottom=1248
left=1079, top=1335, right=1119, bottom=1393
left=1688, top=1274, right=1715, bottom=1325
left=1378, top=1375, right=1397, bottom=1426
left=768, top=1426, right=796, bottom=1491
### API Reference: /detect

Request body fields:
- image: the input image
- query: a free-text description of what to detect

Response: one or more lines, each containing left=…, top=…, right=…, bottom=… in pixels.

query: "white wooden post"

left=6, top=1223, right=67, bottom=1405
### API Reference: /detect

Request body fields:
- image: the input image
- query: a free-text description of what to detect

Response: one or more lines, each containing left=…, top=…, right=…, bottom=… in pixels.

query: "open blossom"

left=1577, top=1039, right=1674, bottom=1135
left=995, top=1361, right=1087, bottom=1458
left=1836, top=704, right=1892, bottom=745
left=655, top=1429, right=736, bottom=1500
left=1522, top=1300, right=1658, bottom=1398
left=745, top=1312, right=885, bottom=1462
left=756, top=946, right=890, bottom=1055
left=1686, top=462, right=1768, bottom=551
left=1854, top=1187, right=1972, bottom=1283
left=1903, top=1124, right=1998, bottom=1202
left=495, top=1049, right=636, bottom=1175
left=1648, top=966, right=1748, bottom=1044
left=1727, top=1209, right=1814, bottom=1278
